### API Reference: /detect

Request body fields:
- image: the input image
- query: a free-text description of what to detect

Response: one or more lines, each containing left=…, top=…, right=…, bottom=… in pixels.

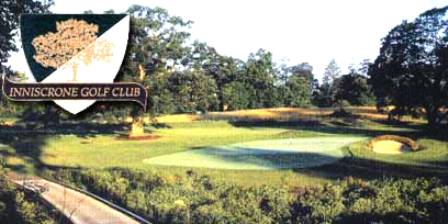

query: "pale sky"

left=7, top=0, right=448, bottom=80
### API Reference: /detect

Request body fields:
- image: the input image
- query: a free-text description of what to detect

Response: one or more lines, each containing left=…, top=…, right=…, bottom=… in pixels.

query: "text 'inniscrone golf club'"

left=8, top=86, right=142, bottom=98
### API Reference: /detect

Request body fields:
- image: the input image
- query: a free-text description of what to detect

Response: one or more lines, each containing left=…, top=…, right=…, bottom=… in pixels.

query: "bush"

left=45, top=168, right=448, bottom=224
left=330, top=100, right=355, bottom=118
left=0, top=169, right=59, bottom=223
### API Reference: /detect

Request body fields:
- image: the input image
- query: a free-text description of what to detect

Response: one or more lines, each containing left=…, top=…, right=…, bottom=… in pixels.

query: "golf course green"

left=2, top=107, right=447, bottom=187
left=143, top=137, right=366, bottom=170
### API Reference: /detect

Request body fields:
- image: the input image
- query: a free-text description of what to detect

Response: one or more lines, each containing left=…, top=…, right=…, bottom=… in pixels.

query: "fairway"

left=143, top=136, right=366, bottom=170
left=2, top=107, right=446, bottom=187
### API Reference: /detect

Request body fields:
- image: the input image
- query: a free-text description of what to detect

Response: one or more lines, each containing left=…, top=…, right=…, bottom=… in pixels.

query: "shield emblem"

left=20, top=14, right=130, bottom=114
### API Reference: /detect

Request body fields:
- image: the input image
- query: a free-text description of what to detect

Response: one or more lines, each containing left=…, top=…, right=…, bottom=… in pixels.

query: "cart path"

left=9, top=175, right=140, bottom=224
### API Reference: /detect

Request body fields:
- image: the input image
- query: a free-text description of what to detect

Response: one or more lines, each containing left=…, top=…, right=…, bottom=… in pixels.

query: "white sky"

left=7, top=0, right=448, bottom=80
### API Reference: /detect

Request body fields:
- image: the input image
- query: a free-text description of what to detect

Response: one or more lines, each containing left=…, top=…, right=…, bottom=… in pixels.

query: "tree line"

left=118, top=5, right=374, bottom=115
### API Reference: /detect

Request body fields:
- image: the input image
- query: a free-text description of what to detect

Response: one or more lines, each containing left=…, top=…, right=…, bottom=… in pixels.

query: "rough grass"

left=155, top=106, right=425, bottom=123
left=348, top=138, right=448, bottom=169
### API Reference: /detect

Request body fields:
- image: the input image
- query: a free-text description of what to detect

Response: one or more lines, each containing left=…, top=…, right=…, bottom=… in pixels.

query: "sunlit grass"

left=0, top=107, right=444, bottom=187
left=143, top=137, right=366, bottom=170
left=40, top=121, right=318, bottom=168
left=155, top=106, right=409, bottom=121
left=348, top=138, right=448, bottom=168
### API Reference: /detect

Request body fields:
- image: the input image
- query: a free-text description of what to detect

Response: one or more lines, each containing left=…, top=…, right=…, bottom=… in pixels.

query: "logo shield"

left=20, top=14, right=130, bottom=114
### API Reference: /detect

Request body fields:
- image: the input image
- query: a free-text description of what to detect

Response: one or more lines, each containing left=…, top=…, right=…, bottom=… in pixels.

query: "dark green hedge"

left=0, top=170, right=61, bottom=224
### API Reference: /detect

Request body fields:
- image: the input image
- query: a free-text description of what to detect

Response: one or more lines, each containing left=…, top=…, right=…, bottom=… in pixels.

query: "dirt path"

left=10, top=175, right=140, bottom=224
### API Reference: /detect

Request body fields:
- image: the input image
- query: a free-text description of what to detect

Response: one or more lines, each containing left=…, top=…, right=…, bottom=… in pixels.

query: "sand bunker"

left=143, top=137, right=366, bottom=170
left=371, top=140, right=411, bottom=154
left=368, top=135, right=418, bottom=155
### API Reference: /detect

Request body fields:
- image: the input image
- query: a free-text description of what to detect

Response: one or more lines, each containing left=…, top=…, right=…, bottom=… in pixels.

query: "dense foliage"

left=0, top=0, right=52, bottom=74
left=0, top=170, right=60, bottom=223
left=369, top=6, right=448, bottom=126
left=46, top=168, right=448, bottom=224
left=313, top=60, right=341, bottom=107
left=0, top=0, right=53, bottom=117
left=333, top=71, right=375, bottom=106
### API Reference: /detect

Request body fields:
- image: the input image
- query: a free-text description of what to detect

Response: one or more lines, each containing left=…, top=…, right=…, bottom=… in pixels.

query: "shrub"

left=0, top=169, right=59, bottom=223
left=46, top=168, right=448, bottom=224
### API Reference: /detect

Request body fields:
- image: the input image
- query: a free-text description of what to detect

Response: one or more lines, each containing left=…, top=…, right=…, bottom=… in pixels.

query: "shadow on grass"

left=12, top=122, right=128, bottom=136
left=229, top=119, right=448, bottom=141
left=147, top=140, right=448, bottom=182
left=0, top=122, right=129, bottom=173
left=231, top=120, right=408, bottom=136
left=2, top=116, right=448, bottom=184
left=0, top=118, right=171, bottom=174
left=297, top=155, right=448, bottom=182
left=146, top=146, right=344, bottom=170
left=209, top=118, right=448, bottom=182
left=0, top=129, right=48, bottom=173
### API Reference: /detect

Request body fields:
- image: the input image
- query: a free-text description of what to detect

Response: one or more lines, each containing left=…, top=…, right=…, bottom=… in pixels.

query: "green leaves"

left=49, top=168, right=448, bottom=224
left=0, top=169, right=58, bottom=223
left=334, top=72, right=375, bottom=106
left=369, top=6, right=448, bottom=126
left=0, top=0, right=53, bottom=74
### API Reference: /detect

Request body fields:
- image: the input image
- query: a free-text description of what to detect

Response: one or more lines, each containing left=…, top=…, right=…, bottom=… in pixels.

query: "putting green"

left=143, top=137, right=366, bottom=170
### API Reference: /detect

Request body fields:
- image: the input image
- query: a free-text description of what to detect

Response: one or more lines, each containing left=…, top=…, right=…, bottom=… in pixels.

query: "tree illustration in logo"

left=32, top=19, right=113, bottom=81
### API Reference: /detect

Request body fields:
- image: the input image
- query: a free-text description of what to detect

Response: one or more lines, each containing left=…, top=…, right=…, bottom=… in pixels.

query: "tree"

left=189, top=41, right=240, bottom=111
left=284, top=75, right=312, bottom=107
left=32, top=19, right=113, bottom=81
left=369, top=6, right=448, bottom=126
left=0, top=0, right=55, bottom=123
left=223, top=81, right=251, bottom=111
left=116, top=5, right=193, bottom=136
left=0, top=0, right=52, bottom=75
left=322, top=59, right=340, bottom=87
left=168, top=70, right=218, bottom=112
left=314, top=59, right=340, bottom=107
left=279, top=63, right=314, bottom=107
left=119, top=5, right=192, bottom=115
left=334, top=70, right=375, bottom=106
left=244, top=49, right=277, bottom=108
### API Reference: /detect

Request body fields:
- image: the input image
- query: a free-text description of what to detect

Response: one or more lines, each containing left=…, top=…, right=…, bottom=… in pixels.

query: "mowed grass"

left=348, top=138, right=448, bottom=168
left=10, top=121, right=333, bottom=186
left=0, top=106, right=447, bottom=187
left=143, top=137, right=366, bottom=170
